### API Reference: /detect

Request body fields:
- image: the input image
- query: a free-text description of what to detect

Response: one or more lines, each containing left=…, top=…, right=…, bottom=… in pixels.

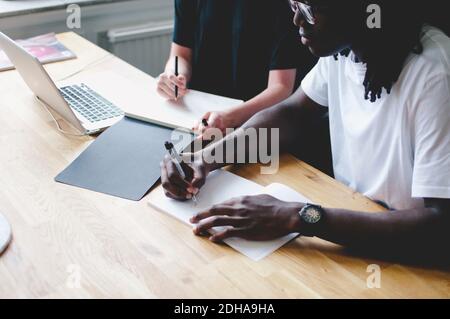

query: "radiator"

left=103, top=21, right=173, bottom=77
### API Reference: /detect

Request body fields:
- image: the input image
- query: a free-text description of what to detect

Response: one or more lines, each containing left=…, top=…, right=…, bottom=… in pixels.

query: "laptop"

left=0, top=32, right=124, bottom=135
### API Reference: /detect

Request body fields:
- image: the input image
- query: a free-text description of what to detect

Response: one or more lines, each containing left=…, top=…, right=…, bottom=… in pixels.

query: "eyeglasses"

left=289, top=1, right=329, bottom=25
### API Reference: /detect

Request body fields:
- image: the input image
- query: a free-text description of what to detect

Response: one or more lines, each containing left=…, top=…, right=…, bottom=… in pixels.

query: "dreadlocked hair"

left=334, top=0, right=427, bottom=103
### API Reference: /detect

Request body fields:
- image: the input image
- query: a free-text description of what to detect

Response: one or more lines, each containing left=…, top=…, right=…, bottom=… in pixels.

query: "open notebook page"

left=72, top=72, right=243, bottom=132
left=147, top=170, right=311, bottom=261
left=125, top=83, right=244, bottom=131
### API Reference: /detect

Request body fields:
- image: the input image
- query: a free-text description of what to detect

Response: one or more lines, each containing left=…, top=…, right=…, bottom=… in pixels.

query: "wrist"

left=288, top=203, right=305, bottom=233
left=166, top=57, right=191, bottom=80
left=196, top=151, right=217, bottom=173
left=225, top=107, right=249, bottom=128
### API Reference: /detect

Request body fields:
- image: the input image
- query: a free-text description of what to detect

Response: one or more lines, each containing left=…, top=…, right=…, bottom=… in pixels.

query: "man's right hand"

left=157, top=71, right=188, bottom=100
left=160, top=152, right=209, bottom=201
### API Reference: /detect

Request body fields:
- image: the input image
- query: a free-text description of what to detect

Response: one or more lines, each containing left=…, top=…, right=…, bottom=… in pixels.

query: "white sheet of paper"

left=147, top=170, right=311, bottom=261
left=0, top=212, right=12, bottom=255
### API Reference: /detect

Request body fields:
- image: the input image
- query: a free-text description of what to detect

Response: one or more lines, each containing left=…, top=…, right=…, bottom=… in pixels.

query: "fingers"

left=207, top=112, right=221, bottom=127
left=180, top=162, right=198, bottom=194
left=193, top=216, right=250, bottom=236
left=169, top=74, right=187, bottom=89
left=209, top=228, right=247, bottom=242
left=160, top=156, right=191, bottom=200
left=160, top=162, right=190, bottom=200
left=157, top=73, right=188, bottom=100
left=190, top=165, right=206, bottom=190
left=164, top=155, right=190, bottom=188
left=157, top=85, right=174, bottom=100
left=157, top=74, right=175, bottom=100
left=192, top=120, right=200, bottom=132
left=190, top=205, right=236, bottom=223
left=157, top=87, right=171, bottom=100
left=193, top=112, right=211, bottom=134
left=199, top=113, right=226, bottom=136
left=190, top=177, right=204, bottom=191
left=160, top=73, right=187, bottom=89
left=199, top=113, right=214, bottom=135
left=193, top=112, right=229, bottom=139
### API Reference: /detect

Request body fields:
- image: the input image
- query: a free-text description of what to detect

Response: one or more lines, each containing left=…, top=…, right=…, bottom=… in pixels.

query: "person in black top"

left=157, top=0, right=317, bottom=133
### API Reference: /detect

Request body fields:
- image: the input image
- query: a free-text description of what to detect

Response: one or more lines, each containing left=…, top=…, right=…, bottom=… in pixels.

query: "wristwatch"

left=298, top=204, right=325, bottom=236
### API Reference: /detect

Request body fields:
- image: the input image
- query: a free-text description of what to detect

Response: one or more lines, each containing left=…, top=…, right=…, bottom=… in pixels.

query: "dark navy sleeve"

left=173, top=0, right=197, bottom=48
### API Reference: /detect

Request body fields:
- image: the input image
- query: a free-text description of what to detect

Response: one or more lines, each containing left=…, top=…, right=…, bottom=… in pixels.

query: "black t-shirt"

left=173, top=0, right=317, bottom=101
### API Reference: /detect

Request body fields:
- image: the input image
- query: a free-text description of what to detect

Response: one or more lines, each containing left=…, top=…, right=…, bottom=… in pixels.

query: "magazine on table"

left=0, top=33, right=76, bottom=72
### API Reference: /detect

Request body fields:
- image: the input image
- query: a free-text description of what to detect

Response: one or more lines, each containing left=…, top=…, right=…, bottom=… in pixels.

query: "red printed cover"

left=0, top=33, right=76, bottom=71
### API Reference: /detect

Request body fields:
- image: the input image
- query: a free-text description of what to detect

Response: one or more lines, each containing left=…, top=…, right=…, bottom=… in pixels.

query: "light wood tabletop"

left=0, top=32, right=448, bottom=299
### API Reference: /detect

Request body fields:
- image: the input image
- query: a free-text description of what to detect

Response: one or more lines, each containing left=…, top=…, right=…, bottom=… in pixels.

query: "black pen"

left=174, top=56, right=179, bottom=99
left=164, top=142, right=198, bottom=204
left=200, top=119, right=211, bottom=148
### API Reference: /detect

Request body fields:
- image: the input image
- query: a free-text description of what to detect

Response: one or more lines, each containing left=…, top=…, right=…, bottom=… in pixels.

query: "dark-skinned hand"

left=190, top=194, right=304, bottom=242
left=160, top=152, right=209, bottom=201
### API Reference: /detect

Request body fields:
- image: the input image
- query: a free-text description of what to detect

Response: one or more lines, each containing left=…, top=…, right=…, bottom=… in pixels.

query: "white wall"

left=0, top=0, right=173, bottom=46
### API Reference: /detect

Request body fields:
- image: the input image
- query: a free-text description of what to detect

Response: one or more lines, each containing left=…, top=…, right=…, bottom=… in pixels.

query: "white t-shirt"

left=301, top=25, right=450, bottom=210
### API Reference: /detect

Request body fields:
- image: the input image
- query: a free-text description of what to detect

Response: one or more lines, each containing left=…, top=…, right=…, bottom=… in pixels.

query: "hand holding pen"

left=163, top=142, right=206, bottom=204
left=192, top=111, right=237, bottom=137
left=156, top=56, right=188, bottom=101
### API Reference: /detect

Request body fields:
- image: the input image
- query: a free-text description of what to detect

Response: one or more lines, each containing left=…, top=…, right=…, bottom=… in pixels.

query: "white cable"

left=34, top=54, right=114, bottom=137
left=35, top=96, right=87, bottom=137
left=34, top=53, right=114, bottom=136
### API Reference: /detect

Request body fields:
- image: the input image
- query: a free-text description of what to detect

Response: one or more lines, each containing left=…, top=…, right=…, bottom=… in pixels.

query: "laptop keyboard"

left=59, top=84, right=124, bottom=123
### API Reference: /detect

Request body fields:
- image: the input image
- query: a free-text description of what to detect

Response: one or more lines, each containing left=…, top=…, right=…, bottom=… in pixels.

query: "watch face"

left=303, top=206, right=322, bottom=224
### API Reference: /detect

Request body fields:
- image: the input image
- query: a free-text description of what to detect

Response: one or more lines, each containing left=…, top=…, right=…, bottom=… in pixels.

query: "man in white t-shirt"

left=160, top=1, right=450, bottom=258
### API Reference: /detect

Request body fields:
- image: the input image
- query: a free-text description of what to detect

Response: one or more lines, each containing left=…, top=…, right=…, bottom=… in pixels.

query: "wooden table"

left=0, top=32, right=448, bottom=299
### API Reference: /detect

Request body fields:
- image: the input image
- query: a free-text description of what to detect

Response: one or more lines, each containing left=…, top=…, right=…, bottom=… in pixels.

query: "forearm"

left=165, top=43, right=192, bottom=80
left=201, top=89, right=321, bottom=172
left=228, top=83, right=294, bottom=127
left=303, top=206, right=449, bottom=253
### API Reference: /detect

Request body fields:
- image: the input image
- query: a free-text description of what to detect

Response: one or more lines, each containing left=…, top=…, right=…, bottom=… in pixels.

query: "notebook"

left=147, top=170, right=311, bottom=261
left=124, top=80, right=244, bottom=131
left=77, top=72, right=244, bottom=132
